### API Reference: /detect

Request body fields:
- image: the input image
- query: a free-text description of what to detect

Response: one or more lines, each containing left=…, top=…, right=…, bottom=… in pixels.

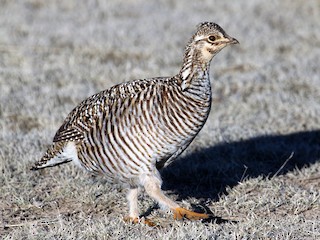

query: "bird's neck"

left=179, top=44, right=213, bottom=100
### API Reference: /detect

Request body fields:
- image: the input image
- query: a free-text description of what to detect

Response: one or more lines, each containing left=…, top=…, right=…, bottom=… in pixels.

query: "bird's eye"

left=208, top=36, right=216, bottom=42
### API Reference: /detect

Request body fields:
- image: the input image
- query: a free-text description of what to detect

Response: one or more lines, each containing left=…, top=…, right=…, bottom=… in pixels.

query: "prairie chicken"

left=32, top=22, right=238, bottom=225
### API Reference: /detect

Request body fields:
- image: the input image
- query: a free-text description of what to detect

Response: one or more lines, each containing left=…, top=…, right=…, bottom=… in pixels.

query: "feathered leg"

left=123, top=188, right=156, bottom=226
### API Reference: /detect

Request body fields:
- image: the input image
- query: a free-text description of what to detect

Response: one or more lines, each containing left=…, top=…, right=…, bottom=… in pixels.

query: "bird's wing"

left=52, top=78, right=164, bottom=143
left=53, top=125, right=84, bottom=142
left=53, top=90, right=107, bottom=142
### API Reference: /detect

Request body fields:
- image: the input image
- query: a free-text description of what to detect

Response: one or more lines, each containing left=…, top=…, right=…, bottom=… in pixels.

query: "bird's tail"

left=31, top=142, right=73, bottom=170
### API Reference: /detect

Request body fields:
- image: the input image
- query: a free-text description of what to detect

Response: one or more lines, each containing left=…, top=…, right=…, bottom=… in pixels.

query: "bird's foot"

left=173, top=207, right=209, bottom=220
left=123, top=216, right=156, bottom=227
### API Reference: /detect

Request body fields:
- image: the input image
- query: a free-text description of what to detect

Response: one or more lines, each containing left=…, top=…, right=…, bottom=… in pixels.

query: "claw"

left=123, top=216, right=157, bottom=227
left=173, top=207, right=209, bottom=220
left=143, top=218, right=157, bottom=227
left=123, top=216, right=139, bottom=224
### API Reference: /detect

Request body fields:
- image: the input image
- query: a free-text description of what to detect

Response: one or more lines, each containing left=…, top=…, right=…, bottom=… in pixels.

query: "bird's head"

left=188, top=22, right=239, bottom=63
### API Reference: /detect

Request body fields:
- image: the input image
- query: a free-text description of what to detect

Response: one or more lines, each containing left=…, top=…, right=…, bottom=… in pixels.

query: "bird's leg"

left=123, top=187, right=156, bottom=227
left=142, top=175, right=209, bottom=221
left=123, top=188, right=139, bottom=223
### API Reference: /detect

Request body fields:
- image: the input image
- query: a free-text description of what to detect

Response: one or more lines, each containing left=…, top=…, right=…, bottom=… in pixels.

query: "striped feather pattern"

left=50, top=74, right=212, bottom=185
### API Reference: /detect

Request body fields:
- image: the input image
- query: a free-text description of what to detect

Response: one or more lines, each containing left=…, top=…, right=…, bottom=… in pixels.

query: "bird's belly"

left=76, top=125, right=195, bottom=183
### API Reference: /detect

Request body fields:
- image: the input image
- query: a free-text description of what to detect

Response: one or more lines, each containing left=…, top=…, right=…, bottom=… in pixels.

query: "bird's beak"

left=216, top=35, right=239, bottom=45
left=218, top=34, right=239, bottom=45
left=225, top=35, right=239, bottom=45
left=228, top=37, right=239, bottom=44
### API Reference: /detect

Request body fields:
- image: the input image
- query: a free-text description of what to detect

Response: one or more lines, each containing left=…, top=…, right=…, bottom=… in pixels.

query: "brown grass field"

left=0, top=0, right=319, bottom=239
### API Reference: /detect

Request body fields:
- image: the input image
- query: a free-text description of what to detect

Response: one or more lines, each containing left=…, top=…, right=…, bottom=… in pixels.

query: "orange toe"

left=143, top=218, right=157, bottom=227
left=123, top=216, right=139, bottom=224
left=123, top=216, right=157, bottom=227
left=173, top=207, right=209, bottom=220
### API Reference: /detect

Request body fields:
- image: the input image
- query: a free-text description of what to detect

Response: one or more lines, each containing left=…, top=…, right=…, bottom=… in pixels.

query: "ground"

left=0, top=0, right=319, bottom=239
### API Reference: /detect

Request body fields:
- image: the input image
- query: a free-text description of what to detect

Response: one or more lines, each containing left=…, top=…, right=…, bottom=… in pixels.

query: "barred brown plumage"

left=32, top=22, right=239, bottom=226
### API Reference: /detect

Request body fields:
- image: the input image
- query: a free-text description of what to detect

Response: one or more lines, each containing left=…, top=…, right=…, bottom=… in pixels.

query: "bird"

left=32, top=22, right=238, bottom=226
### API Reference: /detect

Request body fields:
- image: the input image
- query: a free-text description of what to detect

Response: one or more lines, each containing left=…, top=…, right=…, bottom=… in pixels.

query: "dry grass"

left=1, top=0, right=320, bottom=239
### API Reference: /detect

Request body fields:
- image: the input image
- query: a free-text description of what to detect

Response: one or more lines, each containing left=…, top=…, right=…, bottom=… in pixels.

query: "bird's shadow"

left=161, top=130, right=320, bottom=201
